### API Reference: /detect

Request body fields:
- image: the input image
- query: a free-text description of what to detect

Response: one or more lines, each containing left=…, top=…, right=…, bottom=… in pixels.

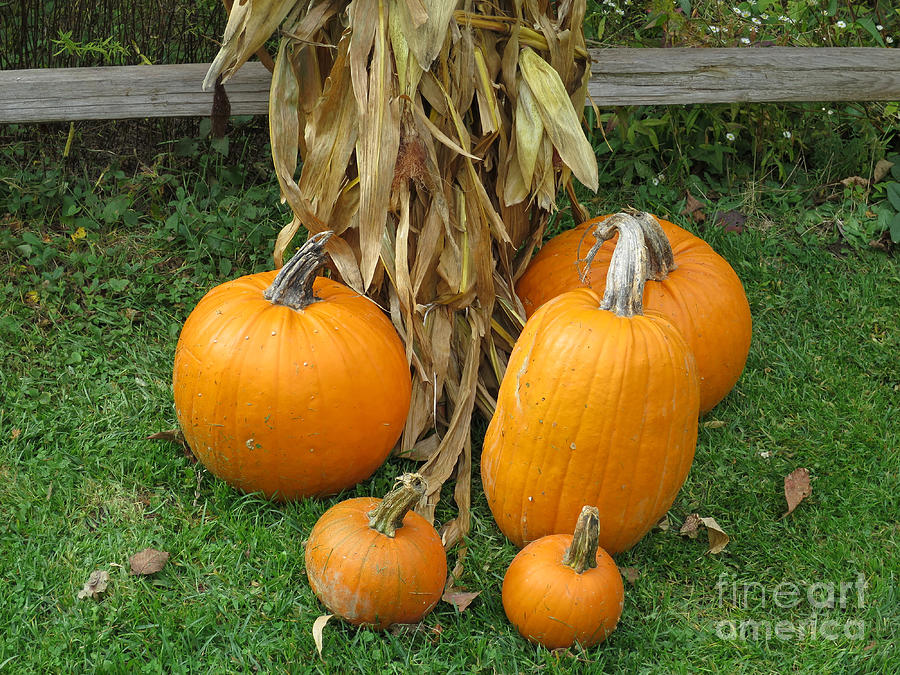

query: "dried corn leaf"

left=398, top=0, right=458, bottom=70
left=473, top=47, right=500, bottom=135
left=514, top=76, right=543, bottom=190
left=355, top=2, right=400, bottom=289
left=204, top=0, right=297, bottom=90
left=299, top=43, right=358, bottom=225
left=519, top=47, right=597, bottom=191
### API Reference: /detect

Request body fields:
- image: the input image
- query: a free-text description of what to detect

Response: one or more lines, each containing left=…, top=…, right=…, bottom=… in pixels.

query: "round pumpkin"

left=503, top=506, right=624, bottom=649
left=482, top=211, right=700, bottom=553
left=305, top=473, right=447, bottom=629
left=516, top=212, right=751, bottom=413
left=172, top=232, right=411, bottom=500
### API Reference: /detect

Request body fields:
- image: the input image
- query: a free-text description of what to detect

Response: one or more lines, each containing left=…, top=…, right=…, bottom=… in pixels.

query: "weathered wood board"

left=587, top=48, right=900, bottom=105
left=1, top=48, right=898, bottom=123
left=0, top=62, right=272, bottom=123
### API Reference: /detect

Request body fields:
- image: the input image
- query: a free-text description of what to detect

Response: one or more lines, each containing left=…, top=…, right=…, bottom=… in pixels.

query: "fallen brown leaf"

left=655, top=514, right=670, bottom=532
left=700, top=517, right=730, bottom=554
left=680, top=514, right=730, bottom=553
left=873, top=159, right=894, bottom=184
left=714, top=210, right=747, bottom=234
left=702, top=420, right=726, bottom=429
left=680, top=513, right=702, bottom=539
left=147, top=429, right=197, bottom=463
left=11, top=428, right=20, bottom=440
left=442, top=588, right=481, bottom=613
left=681, top=193, right=706, bottom=223
left=312, top=614, right=333, bottom=658
left=77, top=570, right=109, bottom=600
left=129, top=548, right=169, bottom=575
left=782, top=467, right=812, bottom=518
left=619, top=566, right=640, bottom=584
left=840, top=176, right=869, bottom=190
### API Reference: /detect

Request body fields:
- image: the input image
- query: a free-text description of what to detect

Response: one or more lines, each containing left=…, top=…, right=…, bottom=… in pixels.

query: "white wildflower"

left=783, top=130, right=792, bottom=139
left=836, top=20, right=847, bottom=29
left=752, top=17, right=762, bottom=25
left=726, top=132, right=736, bottom=141
left=741, top=37, right=751, bottom=44
left=887, top=36, right=894, bottom=44
left=876, top=24, right=883, bottom=31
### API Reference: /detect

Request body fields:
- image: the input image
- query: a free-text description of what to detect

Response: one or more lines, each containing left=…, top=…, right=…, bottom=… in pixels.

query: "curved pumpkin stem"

left=629, top=210, right=676, bottom=281
left=263, top=231, right=333, bottom=310
left=581, top=210, right=677, bottom=297
left=590, top=212, right=649, bottom=317
left=562, top=505, right=600, bottom=574
left=367, top=473, right=427, bottom=538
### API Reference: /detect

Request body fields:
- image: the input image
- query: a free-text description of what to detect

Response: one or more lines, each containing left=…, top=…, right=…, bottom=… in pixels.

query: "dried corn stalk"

left=205, top=0, right=596, bottom=549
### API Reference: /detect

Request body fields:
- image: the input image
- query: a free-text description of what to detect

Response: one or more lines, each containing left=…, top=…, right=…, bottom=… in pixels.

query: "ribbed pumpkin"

left=516, top=211, right=751, bottom=413
left=305, top=473, right=447, bottom=629
left=482, top=212, right=700, bottom=553
left=172, top=232, right=411, bottom=500
left=503, top=506, right=624, bottom=649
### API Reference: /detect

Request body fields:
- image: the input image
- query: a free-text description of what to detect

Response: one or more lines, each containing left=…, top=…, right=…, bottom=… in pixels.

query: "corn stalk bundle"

left=205, top=0, right=597, bottom=549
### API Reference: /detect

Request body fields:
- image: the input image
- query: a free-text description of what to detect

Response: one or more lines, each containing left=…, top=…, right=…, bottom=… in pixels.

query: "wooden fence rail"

left=1, top=48, right=898, bottom=124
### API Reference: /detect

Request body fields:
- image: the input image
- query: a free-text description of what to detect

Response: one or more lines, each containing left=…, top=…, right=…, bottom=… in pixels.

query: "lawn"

left=1, top=118, right=897, bottom=673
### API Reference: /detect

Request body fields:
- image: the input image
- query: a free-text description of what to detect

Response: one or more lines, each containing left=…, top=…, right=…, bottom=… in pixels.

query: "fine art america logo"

left=713, top=572, right=866, bottom=642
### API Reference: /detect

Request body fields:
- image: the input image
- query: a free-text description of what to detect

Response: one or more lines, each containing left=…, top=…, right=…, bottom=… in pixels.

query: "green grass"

left=2, top=144, right=899, bottom=673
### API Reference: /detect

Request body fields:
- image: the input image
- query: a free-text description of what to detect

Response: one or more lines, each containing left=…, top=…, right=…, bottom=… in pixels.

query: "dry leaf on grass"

left=681, top=193, right=706, bottom=223
left=714, top=210, right=747, bottom=234
left=147, top=429, right=196, bottom=463
left=782, top=468, right=812, bottom=518
left=129, top=548, right=169, bottom=575
left=680, top=514, right=730, bottom=554
left=619, top=566, right=640, bottom=584
left=679, top=513, right=702, bottom=539
left=702, top=420, right=726, bottom=429
left=655, top=514, right=670, bottom=532
left=77, top=570, right=109, bottom=600
left=873, top=159, right=894, bottom=184
left=312, top=614, right=333, bottom=658
left=840, top=176, right=869, bottom=190
left=442, top=588, right=481, bottom=613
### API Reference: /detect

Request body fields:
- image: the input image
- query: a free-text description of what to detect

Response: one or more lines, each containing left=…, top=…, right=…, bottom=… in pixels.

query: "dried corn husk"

left=206, top=0, right=595, bottom=550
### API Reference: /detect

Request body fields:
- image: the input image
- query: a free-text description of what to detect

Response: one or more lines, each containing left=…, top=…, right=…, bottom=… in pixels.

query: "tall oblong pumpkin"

left=482, top=212, right=700, bottom=553
left=172, top=232, right=411, bottom=500
left=516, top=212, right=751, bottom=413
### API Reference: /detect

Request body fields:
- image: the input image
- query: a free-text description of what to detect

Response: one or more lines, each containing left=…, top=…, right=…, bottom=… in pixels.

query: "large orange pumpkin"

left=305, top=473, right=447, bottom=629
left=172, top=232, right=411, bottom=500
left=502, top=506, right=624, bottom=649
left=482, top=211, right=700, bottom=552
left=516, top=211, right=751, bottom=413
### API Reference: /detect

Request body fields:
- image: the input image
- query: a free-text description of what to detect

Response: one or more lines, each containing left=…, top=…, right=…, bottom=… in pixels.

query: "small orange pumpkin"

left=304, top=473, right=447, bottom=629
left=503, top=506, right=624, bottom=649
left=516, top=212, right=751, bottom=413
left=172, top=232, right=411, bottom=500
left=482, top=211, right=700, bottom=552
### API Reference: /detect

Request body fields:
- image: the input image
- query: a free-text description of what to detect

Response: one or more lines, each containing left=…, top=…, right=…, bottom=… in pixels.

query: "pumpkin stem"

left=630, top=210, right=677, bottom=281
left=367, top=473, right=427, bottom=538
left=562, top=505, right=601, bottom=574
left=263, top=231, right=333, bottom=310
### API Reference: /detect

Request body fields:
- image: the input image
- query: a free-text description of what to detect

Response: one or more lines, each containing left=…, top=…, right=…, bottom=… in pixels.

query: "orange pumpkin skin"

left=173, top=272, right=411, bottom=500
left=516, top=215, right=751, bottom=413
left=304, top=495, right=447, bottom=629
left=481, top=288, right=700, bottom=553
left=502, top=533, right=624, bottom=648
